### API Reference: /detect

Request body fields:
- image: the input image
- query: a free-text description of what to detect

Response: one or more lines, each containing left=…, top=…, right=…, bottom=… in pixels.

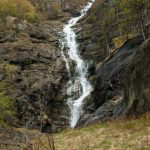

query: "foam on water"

left=61, top=0, right=95, bottom=128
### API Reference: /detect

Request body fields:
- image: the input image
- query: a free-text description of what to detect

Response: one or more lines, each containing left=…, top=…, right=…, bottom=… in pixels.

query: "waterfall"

left=61, top=0, right=95, bottom=128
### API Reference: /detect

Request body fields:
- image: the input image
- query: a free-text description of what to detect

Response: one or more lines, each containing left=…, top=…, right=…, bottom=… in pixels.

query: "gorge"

left=0, top=0, right=150, bottom=148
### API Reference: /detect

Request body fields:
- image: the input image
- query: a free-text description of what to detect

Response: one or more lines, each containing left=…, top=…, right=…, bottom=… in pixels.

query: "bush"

left=0, top=64, right=17, bottom=127
left=0, top=92, right=14, bottom=127
left=0, top=81, right=14, bottom=127
left=0, top=0, right=37, bottom=22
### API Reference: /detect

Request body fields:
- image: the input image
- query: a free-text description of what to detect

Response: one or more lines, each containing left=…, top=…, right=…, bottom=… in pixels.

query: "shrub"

left=48, top=2, right=62, bottom=19
left=0, top=81, right=14, bottom=127
left=0, top=0, right=37, bottom=22
left=0, top=92, right=14, bottom=127
left=0, top=64, right=17, bottom=127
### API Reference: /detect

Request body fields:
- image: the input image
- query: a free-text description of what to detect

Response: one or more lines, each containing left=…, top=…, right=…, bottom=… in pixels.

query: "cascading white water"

left=61, top=0, right=95, bottom=128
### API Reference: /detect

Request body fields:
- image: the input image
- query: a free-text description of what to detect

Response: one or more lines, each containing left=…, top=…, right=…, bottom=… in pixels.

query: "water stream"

left=61, top=0, right=95, bottom=128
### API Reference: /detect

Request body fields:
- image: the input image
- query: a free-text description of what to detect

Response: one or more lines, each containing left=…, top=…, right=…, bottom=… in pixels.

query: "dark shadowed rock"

left=125, top=38, right=150, bottom=115
left=77, top=36, right=145, bottom=126
left=93, top=37, right=143, bottom=108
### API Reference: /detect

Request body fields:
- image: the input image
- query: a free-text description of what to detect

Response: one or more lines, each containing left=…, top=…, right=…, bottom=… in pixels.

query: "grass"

left=32, top=113, right=150, bottom=150
left=0, top=113, right=149, bottom=150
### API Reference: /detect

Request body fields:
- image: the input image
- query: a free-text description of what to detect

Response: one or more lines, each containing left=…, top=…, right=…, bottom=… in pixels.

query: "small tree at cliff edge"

left=119, top=0, right=149, bottom=40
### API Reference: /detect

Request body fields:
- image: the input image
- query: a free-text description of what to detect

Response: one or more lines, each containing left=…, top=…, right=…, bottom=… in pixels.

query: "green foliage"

left=87, top=13, right=97, bottom=23
left=0, top=93, right=14, bottom=127
left=30, top=0, right=62, bottom=20
left=0, top=64, right=16, bottom=127
left=96, top=0, right=150, bottom=50
left=4, top=64, right=17, bottom=76
left=112, top=33, right=134, bottom=48
left=0, top=81, right=14, bottom=127
left=119, top=0, right=149, bottom=14
left=118, top=0, right=149, bottom=23
left=118, top=0, right=150, bottom=40
left=101, top=7, right=116, bottom=33
left=0, top=0, right=38, bottom=22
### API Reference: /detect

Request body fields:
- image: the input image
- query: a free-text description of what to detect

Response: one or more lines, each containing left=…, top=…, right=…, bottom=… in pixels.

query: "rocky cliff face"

left=0, top=0, right=90, bottom=131
left=125, top=38, right=150, bottom=115
left=0, top=20, right=69, bottom=131
left=78, top=36, right=148, bottom=125
left=76, top=0, right=150, bottom=125
left=30, top=0, right=88, bottom=19
left=62, top=0, right=87, bottom=14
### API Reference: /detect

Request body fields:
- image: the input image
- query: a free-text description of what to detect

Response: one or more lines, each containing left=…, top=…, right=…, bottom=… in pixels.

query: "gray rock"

left=0, top=21, right=69, bottom=132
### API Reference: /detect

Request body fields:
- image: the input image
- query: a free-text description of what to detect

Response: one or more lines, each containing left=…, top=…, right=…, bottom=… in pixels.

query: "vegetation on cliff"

left=0, top=64, right=16, bottom=126
left=0, top=0, right=37, bottom=23
left=85, top=0, right=149, bottom=54
left=76, top=0, right=149, bottom=129
left=117, top=0, right=149, bottom=41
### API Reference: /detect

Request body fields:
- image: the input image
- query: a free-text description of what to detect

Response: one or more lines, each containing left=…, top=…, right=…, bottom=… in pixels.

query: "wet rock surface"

left=77, top=38, right=142, bottom=125
left=75, top=0, right=150, bottom=126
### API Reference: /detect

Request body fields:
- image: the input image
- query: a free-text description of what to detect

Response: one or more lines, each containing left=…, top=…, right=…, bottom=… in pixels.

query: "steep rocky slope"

left=0, top=0, right=91, bottom=131
left=125, top=38, right=150, bottom=115
left=0, top=20, right=69, bottom=131
left=30, top=0, right=88, bottom=19
left=76, top=0, right=150, bottom=125
left=79, top=36, right=150, bottom=125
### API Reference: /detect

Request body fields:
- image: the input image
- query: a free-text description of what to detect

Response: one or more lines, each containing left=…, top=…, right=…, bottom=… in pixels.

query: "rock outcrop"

left=76, top=0, right=150, bottom=125
left=125, top=38, right=150, bottom=115
left=0, top=0, right=91, bottom=131
left=0, top=21, right=69, bottom=131
left=78, top=36, right=145, bottom=125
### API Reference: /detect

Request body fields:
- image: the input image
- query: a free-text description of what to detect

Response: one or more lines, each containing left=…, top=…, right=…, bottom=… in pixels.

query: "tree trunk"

left=139, top=11, right=146, bottom=40
left=105, top=33, right=111, bottom=56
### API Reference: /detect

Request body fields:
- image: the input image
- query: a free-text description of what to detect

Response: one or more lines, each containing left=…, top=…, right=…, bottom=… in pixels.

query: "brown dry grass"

left=52, top=113, right=150, bottom=150
left=0, top=113, right=150, bottom=150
